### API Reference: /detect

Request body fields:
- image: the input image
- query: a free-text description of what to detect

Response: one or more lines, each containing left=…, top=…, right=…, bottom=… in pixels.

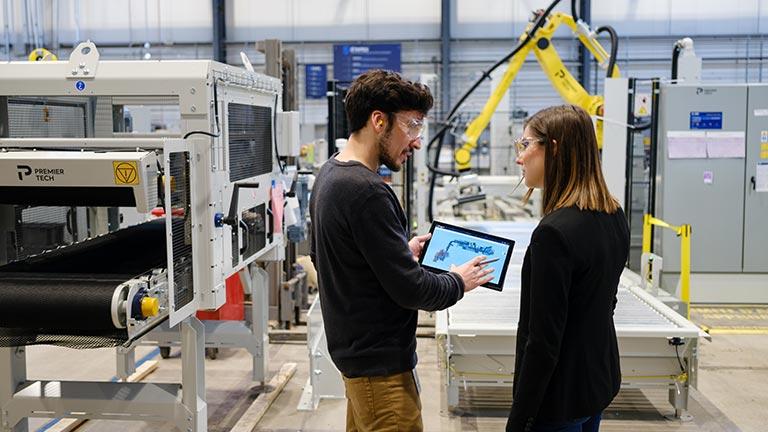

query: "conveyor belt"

left=0, top=218, right=168, bottom=276
left=0, top=219, right=170, bottom=348
left=446, top=221, right=696, bottom=336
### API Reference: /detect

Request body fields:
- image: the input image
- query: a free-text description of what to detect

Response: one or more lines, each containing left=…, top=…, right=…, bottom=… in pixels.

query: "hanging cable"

left=596, top=25, right=618, bottom=78
left=671, top=42, right=682, bottom=81
left=427, top=126, right=449, bottom=221
left=674, top=344, right=685, bottom=372
left=571, top=0, right=579, bottom=22
left=213, top=78, right=221, bottom=134
left=273, top=93, right=285, bottom=174
left=429, top=0, right=563, bottom=163
left=183, top=78, right=222, bottom=140
left=426, top=0, right=564, bottom=221
left=669, top=337, right=686, bottom=373
left=183, top=131, right=219, bottom=139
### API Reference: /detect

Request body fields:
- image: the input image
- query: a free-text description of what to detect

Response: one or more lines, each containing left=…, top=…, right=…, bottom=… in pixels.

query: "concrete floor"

left=695, top=335, right=768, bottom=432
left=11, top=331, right=765, bottom=432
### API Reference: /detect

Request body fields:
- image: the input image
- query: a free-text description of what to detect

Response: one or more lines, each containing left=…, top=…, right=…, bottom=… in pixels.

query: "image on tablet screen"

left=423, top=225, right=510, bottom=285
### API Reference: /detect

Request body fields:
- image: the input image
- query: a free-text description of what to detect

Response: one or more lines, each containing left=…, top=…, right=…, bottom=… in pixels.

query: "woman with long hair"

left=506, top=105, right=630, bottom=432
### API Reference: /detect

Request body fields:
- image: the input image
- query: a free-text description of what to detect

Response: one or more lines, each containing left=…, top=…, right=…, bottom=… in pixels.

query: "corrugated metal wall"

left=1, top=0, right=766, bottom=135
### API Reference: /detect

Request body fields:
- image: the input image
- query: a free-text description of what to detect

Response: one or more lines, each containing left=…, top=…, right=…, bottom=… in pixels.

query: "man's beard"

left=376, top=127, right=401, bottom=172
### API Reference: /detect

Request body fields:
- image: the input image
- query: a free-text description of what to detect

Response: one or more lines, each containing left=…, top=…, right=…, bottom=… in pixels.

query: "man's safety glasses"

left=396, top=115, right=425, bottom=140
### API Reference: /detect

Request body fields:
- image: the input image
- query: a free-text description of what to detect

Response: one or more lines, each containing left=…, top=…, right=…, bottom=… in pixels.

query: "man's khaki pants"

left=342, top=370, right=423, bottom=432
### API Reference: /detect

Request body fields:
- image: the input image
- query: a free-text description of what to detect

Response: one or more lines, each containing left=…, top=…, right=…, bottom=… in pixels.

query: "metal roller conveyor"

left=447, top=286, right=694, bottom=337
left=436, top=221, right=704, bottom=417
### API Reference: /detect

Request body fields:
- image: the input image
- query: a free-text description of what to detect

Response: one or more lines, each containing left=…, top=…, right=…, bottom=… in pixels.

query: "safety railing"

left=642, top=214, right=691, bottom=319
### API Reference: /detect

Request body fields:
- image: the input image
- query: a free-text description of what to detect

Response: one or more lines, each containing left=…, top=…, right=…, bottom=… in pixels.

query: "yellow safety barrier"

left=642, top=214, right=691, bottom=319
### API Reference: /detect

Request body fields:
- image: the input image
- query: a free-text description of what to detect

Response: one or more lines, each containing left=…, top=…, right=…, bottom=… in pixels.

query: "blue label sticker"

left=305, top=64, right=327, bottom=99
left=75, top=80, right=86, bottom=91
left=690, top=111, right=722, bottom=129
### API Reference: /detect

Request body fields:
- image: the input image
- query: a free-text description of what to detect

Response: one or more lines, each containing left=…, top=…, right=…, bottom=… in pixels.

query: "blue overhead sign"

left=305, top=64, right=327, bottom=99
left=333, top=44, right=402, bottom=82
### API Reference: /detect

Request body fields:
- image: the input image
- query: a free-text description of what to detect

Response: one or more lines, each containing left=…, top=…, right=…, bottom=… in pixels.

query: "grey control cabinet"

left=744, top=85, right=768, bottom=272
left=656, top=83, right=768, bottom=276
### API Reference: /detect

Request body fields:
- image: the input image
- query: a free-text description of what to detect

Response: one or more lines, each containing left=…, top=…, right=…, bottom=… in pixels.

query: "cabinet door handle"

left=751, top=176, right=756, bottom=191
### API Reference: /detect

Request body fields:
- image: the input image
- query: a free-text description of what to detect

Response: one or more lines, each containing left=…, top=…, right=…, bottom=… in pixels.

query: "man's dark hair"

left=344, top=69, right=433, bottom=134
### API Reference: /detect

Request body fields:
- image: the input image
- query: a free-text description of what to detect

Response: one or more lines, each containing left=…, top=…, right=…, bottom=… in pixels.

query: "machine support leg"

left=670, top=382, right=689, bottom=419
left=669, top=340, right=692, bottom=420
left=446, top=380, right=459, bottom=409
left=115, top=346, right=136, bottom=380
left=180, top=317, right=207, bottom=432
left=250, top=264, right=269, bottom=383
left=0, top=347, right=28, bottom=432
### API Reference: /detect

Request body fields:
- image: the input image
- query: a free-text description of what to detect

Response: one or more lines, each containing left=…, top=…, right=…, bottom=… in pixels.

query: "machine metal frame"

left=1, top=318, right=207, bottom=432
left=296, top=297, right=345, bottom=411
left=435, top=221, right=704, bottom=418
left=0, top=42, right=286, bottom=431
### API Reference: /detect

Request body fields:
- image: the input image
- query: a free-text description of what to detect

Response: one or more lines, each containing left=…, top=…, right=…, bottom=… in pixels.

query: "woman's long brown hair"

left=524, top=104, right=620, bottom=216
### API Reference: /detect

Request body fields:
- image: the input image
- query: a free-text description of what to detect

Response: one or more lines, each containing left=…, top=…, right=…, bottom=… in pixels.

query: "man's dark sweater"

left=309, top=157, right=465, bottom=378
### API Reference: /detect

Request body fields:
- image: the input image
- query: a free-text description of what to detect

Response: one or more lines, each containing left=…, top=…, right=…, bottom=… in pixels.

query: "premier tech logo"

left=16, top=164, right=64, bottom=182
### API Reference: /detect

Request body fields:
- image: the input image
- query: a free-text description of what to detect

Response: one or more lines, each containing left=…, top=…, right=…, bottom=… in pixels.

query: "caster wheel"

left=159, top=346, right=171, bottom=359
left=205, top=347, right=219, bottom=360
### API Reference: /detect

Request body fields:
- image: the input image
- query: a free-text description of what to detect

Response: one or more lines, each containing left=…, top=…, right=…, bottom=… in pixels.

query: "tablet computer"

left=418, top=221, right=515, bottom=291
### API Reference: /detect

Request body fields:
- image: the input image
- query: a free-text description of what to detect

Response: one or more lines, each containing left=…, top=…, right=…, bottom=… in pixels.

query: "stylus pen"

left=478, top=257, right=500, bottom=265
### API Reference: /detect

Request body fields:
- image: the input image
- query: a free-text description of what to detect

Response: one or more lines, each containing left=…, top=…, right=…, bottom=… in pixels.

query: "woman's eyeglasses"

left=514, top=137, right=544, bottom=158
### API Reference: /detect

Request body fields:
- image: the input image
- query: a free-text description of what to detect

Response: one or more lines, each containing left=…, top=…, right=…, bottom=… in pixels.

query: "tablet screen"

left=419, top=221, right=514, bottom=291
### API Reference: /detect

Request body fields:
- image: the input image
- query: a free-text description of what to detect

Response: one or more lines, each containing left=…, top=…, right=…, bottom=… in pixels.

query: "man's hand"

left=409, top=233, right=431, bottom=261
left=451, top=256, right=495, bottom=292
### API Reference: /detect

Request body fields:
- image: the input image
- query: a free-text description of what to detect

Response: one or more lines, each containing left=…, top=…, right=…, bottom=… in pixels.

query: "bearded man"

left=309, top=69, right=492, bottom=431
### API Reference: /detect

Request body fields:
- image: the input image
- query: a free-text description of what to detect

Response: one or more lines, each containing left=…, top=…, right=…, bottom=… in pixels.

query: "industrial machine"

left=652, top=82, right=768, bottom=303
left=0, top=42, right=295, bottom=431
left=425, top=0, right=619, bottom=224
left=452, top=4, right=618, bottom=172
left=435, top=221, right=705, bottom=418
left=603, top=39, right=768, bottom=303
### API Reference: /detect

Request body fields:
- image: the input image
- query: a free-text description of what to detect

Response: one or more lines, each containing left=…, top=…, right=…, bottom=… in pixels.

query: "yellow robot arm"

left=454, top=42, right=533, bottom=170
left=454, top=12, right=619, bottom=171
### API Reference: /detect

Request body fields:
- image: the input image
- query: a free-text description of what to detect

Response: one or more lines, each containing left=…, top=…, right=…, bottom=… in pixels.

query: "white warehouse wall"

left=2, top=1, right=767, bottom=45
left=1, top=1, right=767, bottom=131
